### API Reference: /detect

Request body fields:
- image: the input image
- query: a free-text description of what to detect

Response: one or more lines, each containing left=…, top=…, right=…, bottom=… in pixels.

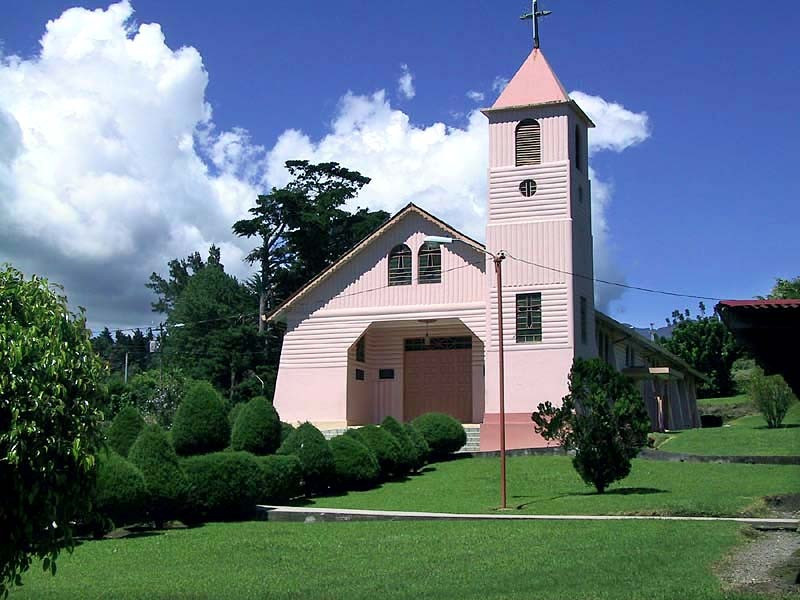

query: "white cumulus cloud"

left=466, top=90, right=485, bottom=103
left=397, top=64, right=415, bottom=100
left=0, top=1, right=264, bottom=328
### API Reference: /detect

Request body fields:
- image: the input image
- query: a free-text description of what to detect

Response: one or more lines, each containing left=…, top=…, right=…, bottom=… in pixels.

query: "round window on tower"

left=519, top=179, right=537, bottom=197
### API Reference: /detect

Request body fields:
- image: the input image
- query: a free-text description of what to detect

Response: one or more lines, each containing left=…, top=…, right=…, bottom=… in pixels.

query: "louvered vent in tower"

left=515, top=119, right=541, bottom=167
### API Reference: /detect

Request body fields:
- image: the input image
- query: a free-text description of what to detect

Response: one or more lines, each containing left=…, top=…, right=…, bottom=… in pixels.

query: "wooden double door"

left=403, top=337, right=473, bottom=422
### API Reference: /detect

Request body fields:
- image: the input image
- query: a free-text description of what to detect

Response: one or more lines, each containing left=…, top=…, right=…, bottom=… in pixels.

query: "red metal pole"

left=494, top=253, right=507, bottom=509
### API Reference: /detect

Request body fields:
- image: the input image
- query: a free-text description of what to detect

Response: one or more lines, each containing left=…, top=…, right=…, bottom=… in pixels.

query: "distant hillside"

left=629, top=323, right=674, bottom=341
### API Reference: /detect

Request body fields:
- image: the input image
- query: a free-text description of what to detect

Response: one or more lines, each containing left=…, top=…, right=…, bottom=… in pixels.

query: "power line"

left=504, top=253, right=721, bottom=302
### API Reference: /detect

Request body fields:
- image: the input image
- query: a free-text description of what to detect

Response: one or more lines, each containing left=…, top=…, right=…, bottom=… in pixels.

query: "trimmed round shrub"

left=411, top=413, right=466, bottom=460
left=256, top=455, right=303, bottom=503
left=128, top=424, right=189, bottom=528
left=280, top=422, right=295, bottom=443
left=182, top=451, right=263, bottom=522
left=231, top=396, right=281, bottom=455
left=171, top=381, right=230, bottom=456
left=92, top=450, right=147, bottom=532
left=404, top=423, right=431, bottom=471
left=106, top=405, right=145, bottom=457
left=345, top=425, right=403, bottom=477
left=380, top=416, right=416, bottom=473
left=228, top=402, right=245, bottom=427
left=277, top=423, right=335, bottom=495
left=329, top=435, right=380, bottom=490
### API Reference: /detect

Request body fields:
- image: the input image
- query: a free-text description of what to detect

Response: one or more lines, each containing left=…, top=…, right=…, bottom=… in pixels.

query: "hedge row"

left=95, top=399, right=465, bottom=532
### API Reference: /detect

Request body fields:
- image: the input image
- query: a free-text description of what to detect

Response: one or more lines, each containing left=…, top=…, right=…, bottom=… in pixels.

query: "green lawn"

left=305, top=455, right=799, bottom=517
left=698, top=394, right=751, bottom=408
left=12, top=520, right=769, bottom=600
left=661, top=403, right=800, bottom=456
left=697, top=394, right=757, bottom=422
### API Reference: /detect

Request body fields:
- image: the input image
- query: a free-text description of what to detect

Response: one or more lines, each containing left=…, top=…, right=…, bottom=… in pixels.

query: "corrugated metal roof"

left=717, top=299, right=800, bottom=310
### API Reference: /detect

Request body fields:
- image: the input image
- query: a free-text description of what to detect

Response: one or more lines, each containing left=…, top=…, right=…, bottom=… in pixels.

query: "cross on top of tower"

left=520, top=0, right=552, bottom=49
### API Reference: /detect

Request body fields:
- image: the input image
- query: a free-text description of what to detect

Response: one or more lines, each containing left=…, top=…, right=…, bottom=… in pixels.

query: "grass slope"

left=662, top=403, right=800, bottom=456
left=307, top=455, right=800, bottom=516
left=13, top=520, right=766, bottom=600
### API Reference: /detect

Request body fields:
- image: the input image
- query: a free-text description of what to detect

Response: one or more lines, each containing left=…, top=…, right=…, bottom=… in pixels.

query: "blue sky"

left=1, top=0, right=798, bottom=330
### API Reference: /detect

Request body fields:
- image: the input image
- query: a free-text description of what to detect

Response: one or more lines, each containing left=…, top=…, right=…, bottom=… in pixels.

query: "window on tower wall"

left=575, top=125, right=583, bottom=172
left=515, top=119, right=541, bottom=166
left=388, top=244, right=412, bottom=286
left=516, top=292, right=542, bottom=343
left=418, top=242, right=442, bottom=284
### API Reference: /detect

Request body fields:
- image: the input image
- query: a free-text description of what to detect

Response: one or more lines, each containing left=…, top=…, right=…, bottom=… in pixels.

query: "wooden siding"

left=488, top=162, right=570, bottom=222
left=488, top=112, right=568, bottom=167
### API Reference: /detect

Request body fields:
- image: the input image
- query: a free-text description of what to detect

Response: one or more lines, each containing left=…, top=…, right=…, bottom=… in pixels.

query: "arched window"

left=388, top=244, right=412, bottom=286
left=574, top=125, right=583, bottom=172
left=418, top=242, right=442, bottom=284
left=515, top=118, right=541, bottom=166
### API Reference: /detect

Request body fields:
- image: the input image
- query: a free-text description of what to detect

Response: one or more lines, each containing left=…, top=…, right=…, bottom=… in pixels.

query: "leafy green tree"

left=165, top=265, right=260, bottom=398
left=125, top=369, right=193, bottom=427
left=532, top=358, right=651, bottom=494
left=230, top=396, right=281, bottom=455
left=748, top=368, right=797, bottom=428
left=656, top=303, right=744, bottom=398
left=0, top=265, right=105, bottom=594
left=146, top=245, right=222, bottom=314
left=233, top=160, right=387, bottom=341
left=760, top=276, right=800, bottom=300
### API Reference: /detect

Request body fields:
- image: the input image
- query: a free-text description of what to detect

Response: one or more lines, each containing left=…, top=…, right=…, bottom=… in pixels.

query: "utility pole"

left=494, top=251, right=508, bottom=509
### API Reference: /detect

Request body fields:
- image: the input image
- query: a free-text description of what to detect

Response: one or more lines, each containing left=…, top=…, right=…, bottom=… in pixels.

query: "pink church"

left=269, top=48, right=703, bottom=450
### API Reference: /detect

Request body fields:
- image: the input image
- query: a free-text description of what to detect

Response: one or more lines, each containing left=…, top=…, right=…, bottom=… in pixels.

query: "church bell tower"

left=480, top=42, right=597, bottom=449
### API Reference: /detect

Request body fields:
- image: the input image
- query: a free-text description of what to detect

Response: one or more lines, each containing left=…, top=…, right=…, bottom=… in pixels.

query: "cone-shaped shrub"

left=345, top=425, right=403, bottom=478
left=230, top=396, right=281, bottom=455
left=404, top=422, right=430, bottom=471
left=92, top=450, right=148, bottom=531
left=330, top=435, right=380, bottom=490
left=411, top=412, right=466, bottom=460
left=228, top=402, right=245, bottom=427
left=128, top=424, right=188, bottom=527
left=182, top=451, right=263, bottom=521
left=106, top=405, right=145, bottom=457
left=277, top=422, right=335, bottom=495
left=171, top=381, right=230, bottom=456
left=380, top=416, right=416, bottom=473
left=256, top=455, right=303, bottom=502
left=280, top=422, right=295, bottom=443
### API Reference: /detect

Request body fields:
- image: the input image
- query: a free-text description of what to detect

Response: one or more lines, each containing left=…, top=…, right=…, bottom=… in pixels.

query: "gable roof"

left=492, top=49, right=569, bottom=109
left=595, top=311, right=709, bottom=382
left=267, top=203, right=485, bottom=322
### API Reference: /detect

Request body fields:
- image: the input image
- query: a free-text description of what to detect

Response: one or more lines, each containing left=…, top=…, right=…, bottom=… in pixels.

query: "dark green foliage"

left=345, top=425, right=403, bottom=477
left=532, top=358, right=651, bottom=494
left=762, top=275, right=800, bottom=300
left=280, top=422, right=295, bottom=443
left=228, top=402, right=244, bottom=427
left=277, top=423, right=335, bottom=495
left=171, top=382, right=230, bottom=456
left=329, top=435, right=380, bottom=490
left=412, top=413, right=467, bottom=460
left=106, top=406, right=145, bottom=457
left=256, top=455, right=304, bottom=503
left=128, top=425, right=189, bottom=527
left=182, top=452, right=263, bottom=522
left=165, top=264, right=261, bottom=394
left=92, top=451, right=147, bottom=531
left=231, top=396, right=281, bottom=455
left=656, top=304, right=745, bottom=398
left=380, top=416, right=417, bottom=472
left=0, top=265, right=106, bottom=593
left=404, top=423, right=431, bottom=470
